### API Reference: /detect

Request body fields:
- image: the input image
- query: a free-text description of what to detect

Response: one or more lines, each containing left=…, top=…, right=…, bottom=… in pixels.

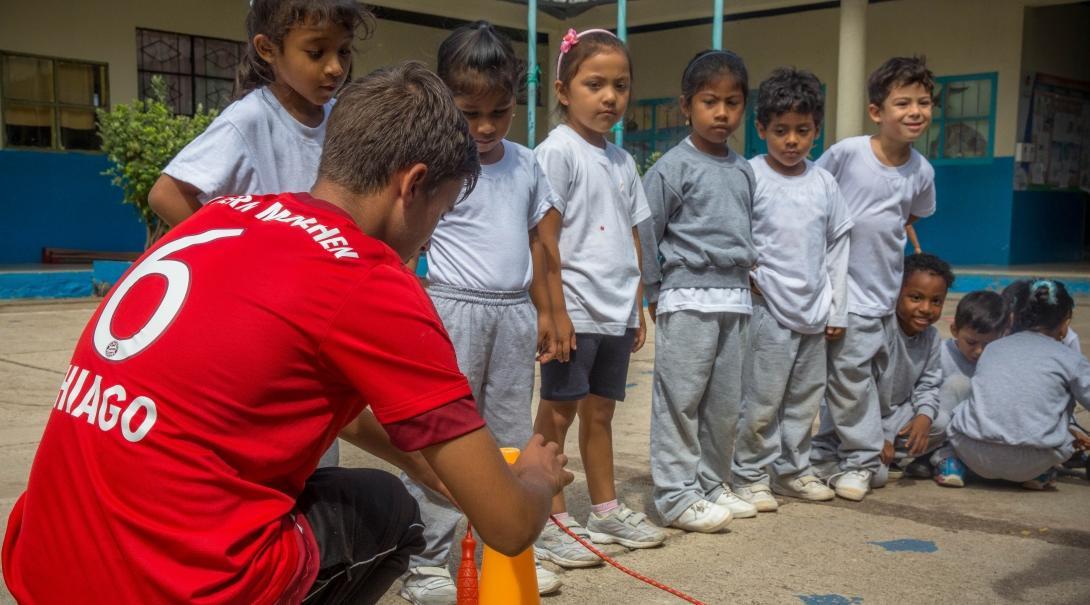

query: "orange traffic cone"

left=478, top=447, right=540, bottom=605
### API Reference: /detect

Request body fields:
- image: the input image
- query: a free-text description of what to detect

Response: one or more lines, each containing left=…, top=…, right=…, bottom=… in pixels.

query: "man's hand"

left=825, top=326, right=845, bottom=341
left=553, top=311, right=576, bottom=363
left=536, top=314, right=558, bottom=364
left=633, top=308, right=647, bottom=352
left=880, top=440, right=895, bottom=465
left=647, top=302, right=657, bottom=324
left=900, top=414, right=934, bottom=456
left=512, top=434, right=575, bottom=496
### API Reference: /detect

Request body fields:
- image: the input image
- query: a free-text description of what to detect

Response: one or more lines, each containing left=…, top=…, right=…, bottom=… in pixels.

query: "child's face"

left=896, top=270, right=948, bottom=336
left=868, top=82, right=933, bottom=145
left=757, top=110, right=818, bottom=176
left=454, top=89, right=515, bottom=165
left=261, top=22, right=353, bottom=108
left=557, top=50, right=631, bottom=144
left=951, top=325, right=1002, bottom=364
left=681, top=75, right=745, bottom=156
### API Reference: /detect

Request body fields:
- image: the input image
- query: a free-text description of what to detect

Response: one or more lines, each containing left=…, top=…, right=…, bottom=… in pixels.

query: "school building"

left=1, top=0, right=1088, bottom=272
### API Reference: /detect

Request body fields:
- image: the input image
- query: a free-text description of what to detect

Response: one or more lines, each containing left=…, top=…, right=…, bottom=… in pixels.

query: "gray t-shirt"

left=535, top=125, right=651, bottom=335
left=951, top=331, right=1090, bottom=448
left=164, top=87, right=332, bottom=202
left=940, top=337, right=975, bottom=382
left=882, top=324, right=942, bottom=420
left=816, top=136, right=936, bottom=318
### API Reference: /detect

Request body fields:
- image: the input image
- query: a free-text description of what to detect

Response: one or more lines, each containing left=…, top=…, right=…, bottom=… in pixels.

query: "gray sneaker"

left=399, top=566, right=456, bottom=605
left=586, top=503, right=666, bottom=549
left=534, top=517, right=602, bottom=568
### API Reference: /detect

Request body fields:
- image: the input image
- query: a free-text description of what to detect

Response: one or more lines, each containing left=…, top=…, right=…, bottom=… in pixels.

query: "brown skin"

left=314, top=167, right=574, bottom=555
left=886, top=269, right=949, bottom=460
left=681, top=75, right=745, bottom=158
left=148, top=22, right=353, bottom=228
left=867, top=82, right=934, bottom=238
left=951, top=324, right=1003, bottom=365
left=555, top=50, right=630, bottom=148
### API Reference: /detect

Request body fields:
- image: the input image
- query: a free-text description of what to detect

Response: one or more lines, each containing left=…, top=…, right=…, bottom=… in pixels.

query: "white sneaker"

left=734, top=483, right=778, bottom=512
left=828, top=469, right=872, bottom=501
left=400, top=566, right=456, bottom=605
left=536, top=562, right=562, bottom=595
left=713, top=486, right=758, bottom=518
left=534, top=517, right=602, bottom=568
left=586, top=503, right=666, bottom=548
left=772, top=475, right=835, bottom=501
left=670, top=499, right=732, bottom=533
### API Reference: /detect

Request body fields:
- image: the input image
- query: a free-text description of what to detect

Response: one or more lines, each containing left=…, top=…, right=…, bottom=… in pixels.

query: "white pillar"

left=835, top=0, right=867, bottom=141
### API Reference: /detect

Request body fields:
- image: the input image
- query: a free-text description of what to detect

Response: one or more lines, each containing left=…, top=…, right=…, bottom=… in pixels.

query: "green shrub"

left=97, top=76, right=217, bottom=248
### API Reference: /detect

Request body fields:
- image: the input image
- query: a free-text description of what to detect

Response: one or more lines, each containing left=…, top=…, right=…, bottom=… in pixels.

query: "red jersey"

left=3, top=193, right=479, bottom=604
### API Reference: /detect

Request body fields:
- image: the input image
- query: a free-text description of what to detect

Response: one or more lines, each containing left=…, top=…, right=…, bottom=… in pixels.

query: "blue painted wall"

left=913, top=157, right=1014, bottom=266
left=0, top=150, right=145, bottom=264
left=1009, top=189, right=1087, bottom=264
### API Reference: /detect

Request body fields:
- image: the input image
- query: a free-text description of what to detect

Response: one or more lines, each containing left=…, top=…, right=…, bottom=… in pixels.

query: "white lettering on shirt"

left=237, top=200, right=359, bottom=259
left=54, top=365, right=157, bottom=443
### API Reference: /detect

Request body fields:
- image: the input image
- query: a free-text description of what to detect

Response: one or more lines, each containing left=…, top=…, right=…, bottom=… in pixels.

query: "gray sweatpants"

left=732, top=301, right=827, bottom=487
left=944, top=430, right=1072, bottom=483
left=650, top=310, right=748, bottom=523
left=403, top=284, right=536, bottom=568
left=811, top=312, right=893, bottom=474
left=870, top=402, right=950, bottom=487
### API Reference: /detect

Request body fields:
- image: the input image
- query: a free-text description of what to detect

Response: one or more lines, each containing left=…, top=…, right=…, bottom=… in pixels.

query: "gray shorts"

left=540, top=330, right=636, bottom=402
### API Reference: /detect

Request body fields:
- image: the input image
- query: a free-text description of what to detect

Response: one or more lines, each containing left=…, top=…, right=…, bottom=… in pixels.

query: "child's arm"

left=900, top=334, right=943, bottom=455
left=1068, top=354, right=1090, bottom=412
left=529, top=226, right=557, bottom=363
left=906, top=223, right=922, bottom=254
left=148, top=174, right=204, bottom=227
left=632, top=225, right=647, bottom=352
left=638, top=168, right=675, bottom=321
left=825, top=231, right=850, bottom=340
left=535, top=208, right=574, bottom=362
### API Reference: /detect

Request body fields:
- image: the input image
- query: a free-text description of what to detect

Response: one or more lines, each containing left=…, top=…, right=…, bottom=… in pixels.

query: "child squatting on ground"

left=397, top=21, right=565, bottom=603
left=531, top=28, right=667, bottom=568
left=809, top=56, right=938, bottom=502
left=730, top=67, right=852, bottom=515
left=148, top=0, right=371, bottom=469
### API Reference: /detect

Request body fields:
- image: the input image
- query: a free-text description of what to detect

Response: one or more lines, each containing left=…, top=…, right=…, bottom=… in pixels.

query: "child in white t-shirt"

left=532, top=29, right=664, bottom=566
left=731, top=67, right=850, bottom=513
left=397, top=21, right=563, bottom=601
left=809, top=56, right=937, bottom=501
left=148, top=0, right=370, bottom=469
left=149, top=0, right=369, bottom=227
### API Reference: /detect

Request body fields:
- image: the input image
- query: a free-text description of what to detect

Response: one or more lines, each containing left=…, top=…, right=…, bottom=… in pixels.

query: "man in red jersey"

left=3, top=61, right=572, bottom=605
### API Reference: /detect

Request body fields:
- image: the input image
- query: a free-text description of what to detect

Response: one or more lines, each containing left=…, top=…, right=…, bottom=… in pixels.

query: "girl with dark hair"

left=639, top=50, right=762, bottom=532
left=148, top=0, right=370, bottom=231
left=398, top=20, right=564, bottom=602
left=944, top=280, right=1090, bottom=489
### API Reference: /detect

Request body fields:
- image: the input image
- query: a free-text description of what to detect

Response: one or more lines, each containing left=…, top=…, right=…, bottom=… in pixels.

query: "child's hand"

left=1070, top=426, right=1090, bottom=451
left=749, top=274, right=764, bottom=298
left=536, top=314, right=558, bottom=364
left=880, top=440, right=895, bottom=465
left=647, top=302, right=657, bottom=324
left=900, top=414, right=934, bottom=456
left=825, top=326, right=845, bottom=341
left=633, top=309, right=647, bottom=352
left=553, top=311, right=576, bottom=363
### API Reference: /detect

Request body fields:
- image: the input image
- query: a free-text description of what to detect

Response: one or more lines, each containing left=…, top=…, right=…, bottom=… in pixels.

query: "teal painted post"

left=614, top=0, right=627, bottom=146
left=527, top=0, right=538, bottom=147
left=713, top=0, right=724, bottom=49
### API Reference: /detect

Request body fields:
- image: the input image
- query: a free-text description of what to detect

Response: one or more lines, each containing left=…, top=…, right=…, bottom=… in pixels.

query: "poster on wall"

left=1015, top=73, right=1090, bottom=193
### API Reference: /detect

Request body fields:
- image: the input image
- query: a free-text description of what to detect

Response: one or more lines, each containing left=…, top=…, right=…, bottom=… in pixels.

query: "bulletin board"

left=1015, top=73, right=1090, bottom=192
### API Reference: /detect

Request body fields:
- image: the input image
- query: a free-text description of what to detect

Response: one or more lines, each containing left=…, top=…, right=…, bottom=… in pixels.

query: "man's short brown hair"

left=318, top=61, right=479, bottom=197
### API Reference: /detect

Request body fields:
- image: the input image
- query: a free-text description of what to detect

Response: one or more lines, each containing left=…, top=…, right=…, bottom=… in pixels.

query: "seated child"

left=1003, top=279, right=1082, bottom=355
left=944, top=279, right=1090, bottom=489
left=933, top=290, right=1008, bottom=486
left=874, top=253, right=952, bottom=487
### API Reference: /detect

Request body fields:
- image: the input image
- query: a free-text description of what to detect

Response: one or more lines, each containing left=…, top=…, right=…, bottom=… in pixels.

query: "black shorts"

left=299, top=467, right=425, bottom=605
left=539, top=329, right=636, bottom=402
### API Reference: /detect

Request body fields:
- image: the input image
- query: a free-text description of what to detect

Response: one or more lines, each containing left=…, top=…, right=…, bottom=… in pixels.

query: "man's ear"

left=397, top=163, right=430, bottom=207
left=254, top=34, right=278, bottom=65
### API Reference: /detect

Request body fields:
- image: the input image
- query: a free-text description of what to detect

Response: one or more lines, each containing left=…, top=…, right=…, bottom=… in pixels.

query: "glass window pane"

left=194, top=37, right=242, bottom=79
left=57, top=61, right=95, bottom=105
left=4, top=103, right=53, bottom=147
left=3, top=55, right=54, bottom=102
left=138, top=29, right=192, bottom=75
left=975, top=79, right=992, bottom=116
left=140, top=72, right=193, bottom=115
left=194, top=76, right=233, bottom=111
left=944, top=119, right=988, bottom=158
left=930, top=81, right=943, bottom=120
left=944, top=80, right=987, bottom=119
left=59, top=108, right=99, bottom=150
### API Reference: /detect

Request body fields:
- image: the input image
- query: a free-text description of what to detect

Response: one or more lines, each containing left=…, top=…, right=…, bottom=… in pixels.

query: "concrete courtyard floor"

left=1, top=296, right=1088, bottom=604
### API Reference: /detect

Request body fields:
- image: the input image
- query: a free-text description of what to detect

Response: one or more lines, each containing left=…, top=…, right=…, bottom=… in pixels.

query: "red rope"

left=549, top=515, right=706, bottom=605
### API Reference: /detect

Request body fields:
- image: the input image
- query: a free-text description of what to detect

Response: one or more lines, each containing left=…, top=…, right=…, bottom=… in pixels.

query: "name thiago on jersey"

left=53, top=364, right=157, bottom=443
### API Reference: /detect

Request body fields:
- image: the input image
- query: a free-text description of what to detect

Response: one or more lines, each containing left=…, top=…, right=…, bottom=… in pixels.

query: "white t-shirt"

left=426, top=140, right=557, bottom=291
left=1064, top=327, right=1082, bottom=356
left=163, top=87, right=333, bottom=202
left=816, top=135, right=936, bottom=318
left=750, top=157, right=853, bottom=333
left=535, top=124, right=651, bottom=335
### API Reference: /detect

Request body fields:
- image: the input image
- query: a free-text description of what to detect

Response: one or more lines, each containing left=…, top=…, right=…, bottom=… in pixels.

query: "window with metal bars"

left=136, top=28, right=244, bottom=116
left=913, top=72, right=997, bottom=162
left=0, top=51, right=108, bottom=151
